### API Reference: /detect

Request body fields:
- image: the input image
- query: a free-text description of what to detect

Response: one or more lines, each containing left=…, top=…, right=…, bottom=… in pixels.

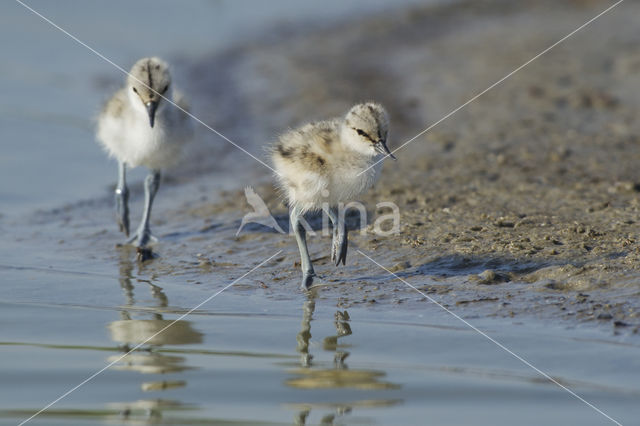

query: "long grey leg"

left=128, top=169, right=160, bottom=247
left=325, top=206, right=347, bottom=266
left=115, top=161, right=130, bottom=236
left=291, top=205, right=315, bottom=289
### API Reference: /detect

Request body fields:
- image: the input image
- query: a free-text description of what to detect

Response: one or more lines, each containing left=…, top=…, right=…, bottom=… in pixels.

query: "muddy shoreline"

left=17, top=0, right=640, bottom=336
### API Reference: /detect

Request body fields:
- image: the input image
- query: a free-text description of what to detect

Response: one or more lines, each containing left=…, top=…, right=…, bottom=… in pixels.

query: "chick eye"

left=354, top=128, right=376, bottom=143
left=161, top=84, right=169, bottom=94
left=132, top=87, right=138, bottom=94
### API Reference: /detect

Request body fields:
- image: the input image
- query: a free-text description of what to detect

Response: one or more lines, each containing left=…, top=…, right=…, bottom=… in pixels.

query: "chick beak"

left=376, top=140, right=397, bottom=160
left=145, top=101, right=158, bottom=128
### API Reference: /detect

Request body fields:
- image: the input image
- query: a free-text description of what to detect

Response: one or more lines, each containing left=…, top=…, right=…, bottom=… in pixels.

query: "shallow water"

left=2, top=258, right=640, bottom=425
left=2, top=1, right=640, bottom=425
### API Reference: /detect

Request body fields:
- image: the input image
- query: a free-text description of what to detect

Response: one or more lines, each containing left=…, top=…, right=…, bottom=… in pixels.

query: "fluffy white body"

left=96, top=57, right=192, bottom=251
left=97, top=86, right=191, bottom=169
left=273, top=120, right=384, bottom=212
left=272, top=102, right=394, bottom=289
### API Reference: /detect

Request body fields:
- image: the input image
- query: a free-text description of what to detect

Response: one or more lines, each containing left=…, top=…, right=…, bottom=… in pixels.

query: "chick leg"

left=326, top=206, right=347, bottom=266
left=128, top=170, right=160, bottom=247
left=115, top=161, right=130, bottom=236
left=291, top=205, right=315, bottom=290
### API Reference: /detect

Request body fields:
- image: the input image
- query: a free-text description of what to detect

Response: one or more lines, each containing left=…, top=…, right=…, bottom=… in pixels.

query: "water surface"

left=2, top=259, right=639, bottom=425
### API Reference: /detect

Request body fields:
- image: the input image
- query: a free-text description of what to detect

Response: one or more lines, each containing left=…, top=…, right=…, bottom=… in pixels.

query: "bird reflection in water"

left=287, top=295, right=401, bottom=425
left=106, top=248, right=203, bottom=421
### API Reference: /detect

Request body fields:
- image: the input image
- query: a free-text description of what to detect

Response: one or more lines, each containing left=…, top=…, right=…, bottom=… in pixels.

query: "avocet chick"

left=272, top=102, right=395, bottom=289
left=97, top=57, right=192, bottom=248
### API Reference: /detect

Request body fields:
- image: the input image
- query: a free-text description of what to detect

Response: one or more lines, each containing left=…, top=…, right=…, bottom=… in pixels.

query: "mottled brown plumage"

left=271, top=102, right=394, bottom=289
